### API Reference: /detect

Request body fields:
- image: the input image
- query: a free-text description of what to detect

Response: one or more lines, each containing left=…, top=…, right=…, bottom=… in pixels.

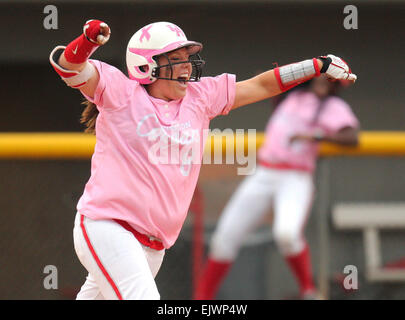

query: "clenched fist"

left=320, top=54, right=357, bottom=83
left=83, top=19, right=111, bottom=46
left=62, top=19, right=111, bottom=64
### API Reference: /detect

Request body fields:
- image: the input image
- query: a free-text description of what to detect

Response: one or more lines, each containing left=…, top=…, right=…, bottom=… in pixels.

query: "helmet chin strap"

left=151, top=53, right=205, bottom=82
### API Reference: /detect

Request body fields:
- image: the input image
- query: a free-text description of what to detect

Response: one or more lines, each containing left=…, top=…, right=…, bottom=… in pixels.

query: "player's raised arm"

left=231, top=54, right=357, bottom=110
left=49, top=19, right=111, bottom=98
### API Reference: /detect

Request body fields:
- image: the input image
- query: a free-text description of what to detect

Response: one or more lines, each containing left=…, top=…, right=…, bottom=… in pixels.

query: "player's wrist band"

left=274, top=58, right=321, bottom=92
left=49, top=46, right=96, bottom=88
left=63, top=34, right=100, bottom=64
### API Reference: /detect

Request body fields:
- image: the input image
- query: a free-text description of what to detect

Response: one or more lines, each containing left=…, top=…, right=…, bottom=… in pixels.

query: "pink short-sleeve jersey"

left=77, top=60, right=236, bottom=248
left=258, top=90, right=359, bottom=172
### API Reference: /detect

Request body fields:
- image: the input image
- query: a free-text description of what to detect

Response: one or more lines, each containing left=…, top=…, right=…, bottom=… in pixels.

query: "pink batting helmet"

left=126, top=22, right=204, bottom=84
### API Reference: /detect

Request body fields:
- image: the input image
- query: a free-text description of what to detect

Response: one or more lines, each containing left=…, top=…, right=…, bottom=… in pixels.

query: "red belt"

left=259, top=160, right=312, bottom=172
left=113, top=219, right=165, bottom=251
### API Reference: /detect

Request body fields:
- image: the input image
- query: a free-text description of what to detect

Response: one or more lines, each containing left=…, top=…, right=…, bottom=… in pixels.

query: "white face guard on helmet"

left=126, top=21, right=205, bottom=85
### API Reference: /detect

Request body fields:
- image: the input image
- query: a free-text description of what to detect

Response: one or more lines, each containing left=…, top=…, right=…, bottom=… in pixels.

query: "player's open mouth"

left=177, top=74, right=189, bottom=85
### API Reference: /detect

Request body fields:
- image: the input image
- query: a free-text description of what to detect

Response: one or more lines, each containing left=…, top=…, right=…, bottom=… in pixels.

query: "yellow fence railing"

left=1, top=131, right=405, bottom=159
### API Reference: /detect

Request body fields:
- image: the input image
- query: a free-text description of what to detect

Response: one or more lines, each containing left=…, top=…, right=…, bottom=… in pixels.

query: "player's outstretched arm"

left=290, top=126, right=359, bottom=146
left=318, top=126, right=359, bottom=146
left=232, top=54, right=357, bottom=110
left=49, top=19, right=111, bottom=98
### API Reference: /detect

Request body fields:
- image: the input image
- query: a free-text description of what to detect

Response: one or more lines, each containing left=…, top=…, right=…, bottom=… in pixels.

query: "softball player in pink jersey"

left=195, top=75, right=360, bottom=300
left=49, top=19, right=357, bottom=300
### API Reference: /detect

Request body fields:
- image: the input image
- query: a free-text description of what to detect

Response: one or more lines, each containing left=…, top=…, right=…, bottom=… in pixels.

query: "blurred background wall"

left=1, top=0, right=405, bottom=299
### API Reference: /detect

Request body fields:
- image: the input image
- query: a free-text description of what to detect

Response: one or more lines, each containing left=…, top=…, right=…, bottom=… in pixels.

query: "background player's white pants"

left=73, top=213, right=165, bottom=300
left=210, top=166, right=314, bottom=261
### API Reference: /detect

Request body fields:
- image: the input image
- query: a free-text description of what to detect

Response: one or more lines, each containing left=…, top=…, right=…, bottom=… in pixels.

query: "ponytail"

left=80, top=100, right=99, bottom=135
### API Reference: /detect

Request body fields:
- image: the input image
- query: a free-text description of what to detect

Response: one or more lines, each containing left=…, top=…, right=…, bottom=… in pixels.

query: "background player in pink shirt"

left=49, top=19, right=357, bottom=299
left=195, top=75, right=360, bottom=300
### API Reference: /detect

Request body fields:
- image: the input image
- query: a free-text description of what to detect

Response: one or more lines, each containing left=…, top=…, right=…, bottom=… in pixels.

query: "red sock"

left=193, top=258, right=232, bottom=300
left=285, top=244, right=315, bottom=295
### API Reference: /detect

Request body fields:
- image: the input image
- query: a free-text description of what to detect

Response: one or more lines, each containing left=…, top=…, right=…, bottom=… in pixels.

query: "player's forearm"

left=49, top=20, right=110, bottom=96
left=232, top=58, right=326, bottom=110
left=258, top=58, right=322, bottom=95
left=320, top=127, right=359, bottom=146
left=261, top=58, right=323, bottom=94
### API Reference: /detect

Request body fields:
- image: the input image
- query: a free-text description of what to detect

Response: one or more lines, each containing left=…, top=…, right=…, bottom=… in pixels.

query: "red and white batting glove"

left=63, top=19, right=111, bottom=64
left=319, top=54, right=357, bottom=82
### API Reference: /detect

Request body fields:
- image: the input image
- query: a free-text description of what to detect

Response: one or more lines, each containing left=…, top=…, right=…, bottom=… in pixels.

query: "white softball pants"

left=210, top=166, right=314, bottom=261
left=73, top=213, right=165, bottom=300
